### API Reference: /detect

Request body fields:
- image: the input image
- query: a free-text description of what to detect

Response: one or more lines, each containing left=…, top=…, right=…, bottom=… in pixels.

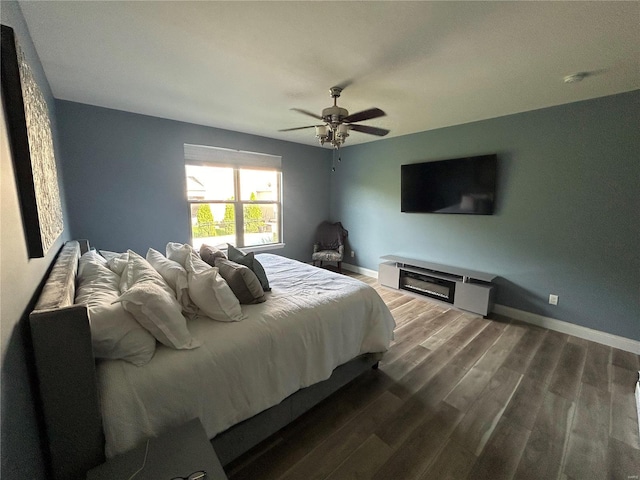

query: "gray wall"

left=331, top=90, right=639, bottom=341
left=1, top=2, right=70, bottom=478
left=55, top=100, right=332, bottom=261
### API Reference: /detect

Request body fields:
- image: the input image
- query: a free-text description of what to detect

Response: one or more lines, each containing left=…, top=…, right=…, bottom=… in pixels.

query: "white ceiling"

left=19, top=1, right=640, bottom=148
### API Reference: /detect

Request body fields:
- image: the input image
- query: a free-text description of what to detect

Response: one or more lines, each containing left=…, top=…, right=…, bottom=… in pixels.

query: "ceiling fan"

left=279, top=86, right=390, bottom=148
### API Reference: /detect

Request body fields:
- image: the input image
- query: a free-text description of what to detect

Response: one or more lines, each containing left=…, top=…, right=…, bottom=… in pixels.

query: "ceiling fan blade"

left=291, top=108, right=323, bottom=120
left=343, top=107, right=386, bottom=123
left=278, top=125, right=317, bottom=132
left=349, top=124, right=390, bottom=137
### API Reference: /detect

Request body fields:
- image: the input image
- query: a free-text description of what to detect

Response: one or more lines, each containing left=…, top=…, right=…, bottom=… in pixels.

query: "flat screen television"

left=401, top=154, right=497, bottom=215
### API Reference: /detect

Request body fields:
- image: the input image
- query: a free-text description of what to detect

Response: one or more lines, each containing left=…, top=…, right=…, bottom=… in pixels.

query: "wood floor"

left=226, top=273, right=640, bottom=480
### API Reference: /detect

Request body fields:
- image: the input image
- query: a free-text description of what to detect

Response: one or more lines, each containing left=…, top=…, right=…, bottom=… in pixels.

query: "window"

left=184, top=145, right=282, bottom=251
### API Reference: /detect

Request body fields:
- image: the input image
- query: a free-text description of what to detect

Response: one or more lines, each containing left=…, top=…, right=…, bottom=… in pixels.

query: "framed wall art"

left=1, top=24, right=63, bottom=258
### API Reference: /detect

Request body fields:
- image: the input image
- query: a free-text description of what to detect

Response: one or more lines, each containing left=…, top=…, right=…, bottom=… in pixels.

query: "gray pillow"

left=227, top=244, right=271, bottom=292
left=214, top=258, right=265, bottom=304
left=199, top=244, right=227, bottom=265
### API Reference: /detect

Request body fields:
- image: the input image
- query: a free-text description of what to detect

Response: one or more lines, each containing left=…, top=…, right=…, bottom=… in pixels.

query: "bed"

left=29, top=240, right=395, bottom=480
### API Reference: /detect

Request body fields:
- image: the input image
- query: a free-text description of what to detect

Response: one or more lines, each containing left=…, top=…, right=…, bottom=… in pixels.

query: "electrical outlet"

left=350, top=250, right=355, bottom=258
left=549, top=294, right=559, bottom=305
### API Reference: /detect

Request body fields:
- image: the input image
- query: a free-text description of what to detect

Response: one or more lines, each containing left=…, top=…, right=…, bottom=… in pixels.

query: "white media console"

left=378, top=255, right=496, bottom=316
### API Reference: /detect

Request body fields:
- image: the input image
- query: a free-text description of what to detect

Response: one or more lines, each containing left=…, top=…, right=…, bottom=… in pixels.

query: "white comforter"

left=98, top=254, right=395, bottom=457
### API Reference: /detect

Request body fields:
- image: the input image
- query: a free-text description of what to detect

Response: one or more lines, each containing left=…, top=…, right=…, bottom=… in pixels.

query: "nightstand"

left=87, top=418, right=228, bottom=480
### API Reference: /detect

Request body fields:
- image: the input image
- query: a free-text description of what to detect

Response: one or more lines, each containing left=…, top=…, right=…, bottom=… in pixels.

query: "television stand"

left=378, top=255, right=496, bottom=316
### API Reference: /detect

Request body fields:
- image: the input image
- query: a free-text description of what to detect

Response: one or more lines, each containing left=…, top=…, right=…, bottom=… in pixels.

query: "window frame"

left=186, top=161, right=284, bottom=251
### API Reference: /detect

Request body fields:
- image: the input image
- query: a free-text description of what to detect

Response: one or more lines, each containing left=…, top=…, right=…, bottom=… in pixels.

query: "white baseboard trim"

left=492, top=304, right=640, bottom=354
left=342, top=262, right=378, bottom=278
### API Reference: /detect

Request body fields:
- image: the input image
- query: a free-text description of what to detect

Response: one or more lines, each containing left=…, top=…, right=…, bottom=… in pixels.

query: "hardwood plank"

left=372, top=402, right=463, bottom=480
left=450, top=367, right=522, bottom=456
left=610, top=371, right=640, bottom=450
left=612, top=363, right=638, bottom=388
left=324, top=434, right=392, bottom=480
left=502, top=326, right=546, bottom=375
left=502, top=376, right=547, bottom=430
left=581, top=341, right=611, bottom=392
left=380, top=344, right=431, bottom=381
left=384, top=294, right=414, bottom=311
left=449, top=320, right=508, bottom=371
left=420, top=312, right=471, bottom=349
left=513, top=391, right=575, bottom=480
left=567, top=335, right=589, bottom=348
left=391, top=299, right=440, bottom=328
left=414, top=363, right=468, bottom=407
left=525, top=330, right=567, bottom=386
left=612, top=348, right=640, bottom=371
left=393, top=306, right=448, bottom=342
left=418, top=438, right=477, bottom=480
left=484, top=366, right=525, bottom=406
left=375, top=396, right=438, bottom=449
left=563, top=384, right=611, bottom=480
left=381, top=309, right=453, bottom=365
left=445, top=323, right=526, bottom=412
left=607, top=437, right=640, bottom=480
left=228, top=383, right=364, bottom=479
left=466, top=417, right=531, bottom=480
left=548, top=340, right=587, bottom=400
left=388, top=317, right=490, bottom=400
left=279, top=391, right=403, bottom=480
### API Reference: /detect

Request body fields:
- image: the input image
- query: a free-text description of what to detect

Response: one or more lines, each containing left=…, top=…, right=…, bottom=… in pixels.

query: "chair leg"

left=320, top=261, right=323, bottom=267
left=312, top=260, right=316, bottom=267
left=337, top=261, right=342, bottom=273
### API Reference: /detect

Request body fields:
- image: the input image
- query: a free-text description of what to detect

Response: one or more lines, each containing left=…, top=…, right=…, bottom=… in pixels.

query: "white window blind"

left=184, top=144, right=281, bottom=170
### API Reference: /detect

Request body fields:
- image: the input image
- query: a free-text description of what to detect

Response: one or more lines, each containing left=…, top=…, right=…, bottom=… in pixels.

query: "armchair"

left=312, top=221, right=348, bottom=273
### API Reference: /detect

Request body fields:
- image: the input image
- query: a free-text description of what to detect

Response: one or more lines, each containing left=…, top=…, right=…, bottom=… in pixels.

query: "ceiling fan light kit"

left=280, top=86, right=390, bottom=150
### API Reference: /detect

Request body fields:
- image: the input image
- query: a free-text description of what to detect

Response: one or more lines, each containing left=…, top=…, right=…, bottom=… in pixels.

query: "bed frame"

left=29, top=240, right=382, bottom=480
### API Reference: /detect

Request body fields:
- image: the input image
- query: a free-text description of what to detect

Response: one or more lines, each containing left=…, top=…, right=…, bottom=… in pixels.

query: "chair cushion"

left=312, top=250, right=343, bottom=262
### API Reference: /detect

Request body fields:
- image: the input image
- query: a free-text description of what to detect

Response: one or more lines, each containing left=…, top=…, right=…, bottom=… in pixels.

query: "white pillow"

left=146, top=248, right=196, bottom=314
left=115, top=281, right=200, bottom=350
left=105, top=251, right=129, bottom=277
left=88, top=301, right=157, bottom=365
left=76, top=256, right=156, bottom=366
left=98, top=250, right=122, bottom=262
left=119, top=250, right=175, bottom=296
left=185, top=251, right=245, bottom=322
left=78, top=250, right=109, bottom=280
left=166, top=242, right=193, bottom=268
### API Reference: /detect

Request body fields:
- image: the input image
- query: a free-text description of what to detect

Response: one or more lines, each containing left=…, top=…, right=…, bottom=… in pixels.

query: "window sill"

left=236, top=243, right=285, bottom=254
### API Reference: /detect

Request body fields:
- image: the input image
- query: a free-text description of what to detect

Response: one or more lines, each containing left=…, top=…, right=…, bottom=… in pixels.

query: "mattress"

left=97, top=253, right=395, bottom=457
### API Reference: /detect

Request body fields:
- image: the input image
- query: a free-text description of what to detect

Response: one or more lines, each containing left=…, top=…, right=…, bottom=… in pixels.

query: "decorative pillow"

left=185, top=251, right=245, bottom=322
left=76, top=255, right=156, bottom=366
left=146, top=248, right=196, bottom=314
left=213, top=258, right=265, bottom=305
left=166, top=242, right=193, bottom=268
left=115, top=282, right=200, bottom=350
left=199, top=244, right=227, bottom=264
left=227, top=244, right=271, bottom=292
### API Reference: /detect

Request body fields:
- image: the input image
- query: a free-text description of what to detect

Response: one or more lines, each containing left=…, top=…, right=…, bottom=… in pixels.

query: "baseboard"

left=492, top=304, right=640, bottom=354
left=342, top=262, right=378, bottom=278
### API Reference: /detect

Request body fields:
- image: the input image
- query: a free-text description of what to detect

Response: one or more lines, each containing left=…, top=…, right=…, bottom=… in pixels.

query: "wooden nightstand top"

left=87, top=419, right=228, bottom=480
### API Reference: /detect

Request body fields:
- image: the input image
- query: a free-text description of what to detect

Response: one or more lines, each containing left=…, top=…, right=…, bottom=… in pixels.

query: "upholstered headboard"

left=29, top=240, right=105, bottom=480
